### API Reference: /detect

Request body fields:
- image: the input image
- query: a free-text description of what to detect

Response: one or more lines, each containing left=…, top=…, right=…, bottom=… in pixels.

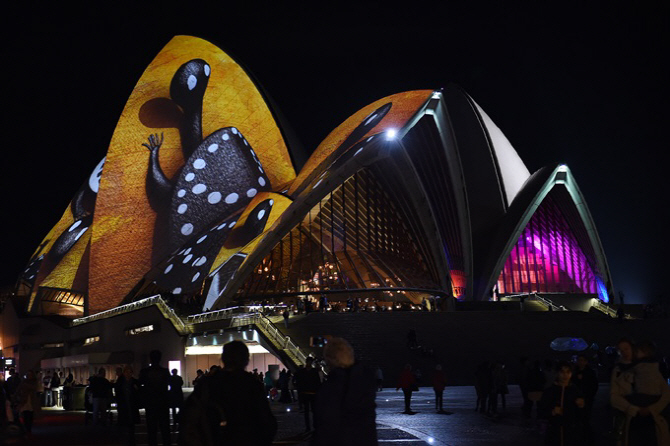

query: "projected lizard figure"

left=49, top=157, right=106, bottom=261
left=144, top=59, right=273, bottom=294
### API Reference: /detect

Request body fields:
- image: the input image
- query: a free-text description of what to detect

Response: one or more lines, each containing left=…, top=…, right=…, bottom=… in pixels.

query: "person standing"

left=16, top=370, right=40, bottom=435
left=42, top=371, right=52, bottom=407
left=396, top=364, right=417, bottom=414
left=432, top=365, right=447, bottom=413
left=168, top=369, right=184, bottom=429
left=312, top=337, right=377, bottom=445
left=139, top=350, right=171, bottom=446
left=89, top=368, right=111, bottom=426
left=610, top=338, right=635, bottom=445
left=282, top=309, right=290, bottom=328
left=572, top=354, right=598, bottom=444
left=5, top=368, right=21, bottom=424
left=295, top=357, right=321, bottom=431
left=539, top=362, right=585, bottom=446
left=181, top=341, right=276, bottom=445
left=115, top=366, right=140, bottom=446
left=375, top=366, right=384, bottom=392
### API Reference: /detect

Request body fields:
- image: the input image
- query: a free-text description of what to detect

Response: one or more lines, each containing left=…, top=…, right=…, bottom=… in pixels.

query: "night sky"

left=3, top=3, right=667, bottom=304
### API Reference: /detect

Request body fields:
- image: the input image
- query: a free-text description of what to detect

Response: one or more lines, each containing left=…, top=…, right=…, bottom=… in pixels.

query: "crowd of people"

left=0, top=351, right=184, bottom=445
left=513, top=339, right=670, bottom=446
left=2, top=334, right=669, bottom=445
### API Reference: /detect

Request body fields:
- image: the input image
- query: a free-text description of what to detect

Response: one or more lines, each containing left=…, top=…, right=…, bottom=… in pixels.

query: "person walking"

left=312, top=337, right=377, bottom=445
left=139, top=350, right=171, bottom=446
left=432, top=365, right=447, bottom=413
left=396, top=364, right=417, bottom=414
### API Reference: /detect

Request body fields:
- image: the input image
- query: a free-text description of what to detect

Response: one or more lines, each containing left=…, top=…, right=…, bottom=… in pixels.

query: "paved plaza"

left=3, top=384, right=617, bottom=446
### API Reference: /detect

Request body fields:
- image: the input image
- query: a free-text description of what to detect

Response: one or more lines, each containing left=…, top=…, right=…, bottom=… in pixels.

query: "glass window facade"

left=496, top=194, right=601, bottom=296
left=237, top=169, right=439, bottom=302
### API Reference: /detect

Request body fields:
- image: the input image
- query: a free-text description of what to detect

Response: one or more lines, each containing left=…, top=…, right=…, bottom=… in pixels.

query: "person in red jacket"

left=432, top=365, right=447, bottom=413
left=396, top=364, right=417, bottom=414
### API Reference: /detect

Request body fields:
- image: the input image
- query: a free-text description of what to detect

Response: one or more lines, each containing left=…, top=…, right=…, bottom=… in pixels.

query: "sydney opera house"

left=1, top=36, right=614, bottom=383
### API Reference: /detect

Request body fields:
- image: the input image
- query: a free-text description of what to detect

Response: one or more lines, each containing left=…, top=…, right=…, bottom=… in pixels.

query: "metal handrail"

left=232, top=313, right=306, bottom=366
left=530, top=293, right=567, bottom=311
left=591, top=298, right=632, bottom=319
left=72, top=295, right=190, bottom=334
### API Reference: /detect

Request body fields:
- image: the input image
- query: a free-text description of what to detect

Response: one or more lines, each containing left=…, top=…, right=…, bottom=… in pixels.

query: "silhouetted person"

left=626, top=340, right=670, bottom=446
left=539, top=362, right=585, bottom=446
left=140, top=350, right=171, bottom=446
left=311, top=337, right=377, bottom=445
left=181, top=341, right=276, bottom=445
left=432, top=365, right=447, bottom=413
left=283, top=309, right=290, bottom=328
left=115, top=366, right=140, bottom=446
left=16, top=370, right=39, bottom=434
left=89, top=368, right=111, bottom=425
left=571, top=354, right=598, bottom=444
left=192, top=369, right=204, bottom=387
left=5, top=368, right=21, bottom=423
left=526, top=360, right=546, bottom=419
left=610, top=337, right=635, bottom=445
left=396, top=364, right=417, bottom=414
left=169, top=369, right=184, bottom=429
left=474, top=361, right=491, bottom=414
left=296, top=357, right=321, bottom=430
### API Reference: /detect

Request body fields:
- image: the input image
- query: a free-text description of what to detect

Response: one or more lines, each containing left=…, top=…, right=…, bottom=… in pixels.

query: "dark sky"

left=2, top=3, right=667, bottom=303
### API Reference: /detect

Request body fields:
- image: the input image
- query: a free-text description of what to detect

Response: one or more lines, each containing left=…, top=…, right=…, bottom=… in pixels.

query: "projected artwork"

left=20, top=36, right=613, bottom=317
left=86, top=36, right=295, bottom=312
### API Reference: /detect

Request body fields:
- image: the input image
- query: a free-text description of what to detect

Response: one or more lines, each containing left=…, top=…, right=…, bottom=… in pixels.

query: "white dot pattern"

left=192, top=184, right=206, bottom=194
left=192, top=272, right=201, bottom=282
left=187, top=75, right=197, bottom=90
left=208, top=192, right=222, bottom=204
left=185, top=173, right=195, bottom=182
left=247, top=188, right=257, bottom=198
left=193, top=159, right=206, bottom=169
left=178, top=189, right=186, bottom=198
left=181, top=223, right=194, bottom=236
left=207, top=144, right=218, bottom=153
left=177, top=204, right=188, bottom=214
left=258, top=177, right=266, bottom=186
left=197, top=235, right=207, bottom=244
left=225, top=193, right=239, bottom=204
left=195, top=256, right=207, bottom=266
left=173, top=287, right=182, bottom=294
left=183, top=254, right=193, bottom=264
left=204, top=65, right=210, bottom=76
left=257, top=209, right=266, bottom=220
left=164, top=264, right=173, bottom=274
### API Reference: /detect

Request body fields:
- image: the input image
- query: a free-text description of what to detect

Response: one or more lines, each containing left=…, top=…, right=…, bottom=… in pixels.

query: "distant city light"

left=385, top=128, right=398, bottom=140
left=428, top=437, right=435, bottom=444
